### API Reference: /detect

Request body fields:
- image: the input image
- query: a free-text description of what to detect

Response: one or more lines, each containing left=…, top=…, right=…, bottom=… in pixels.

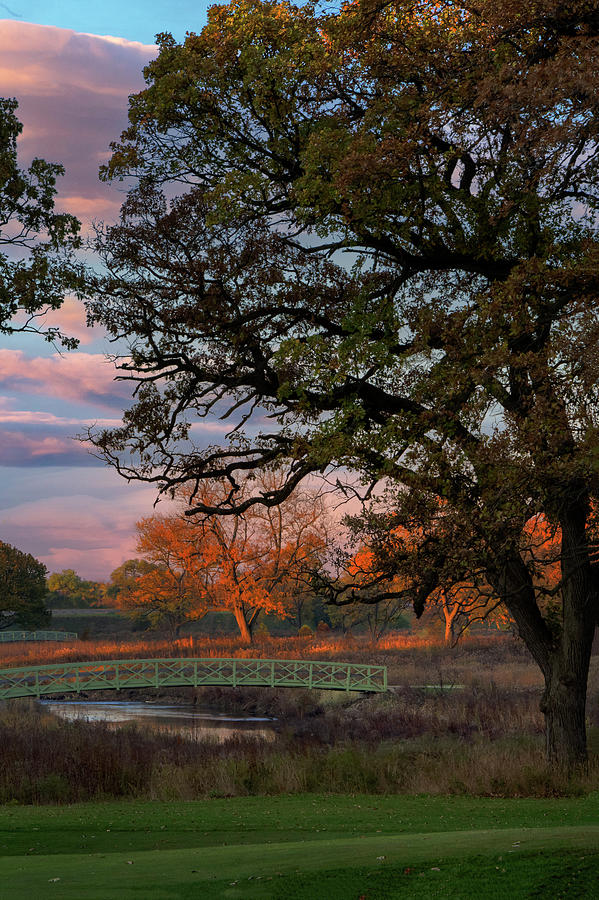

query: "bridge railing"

left=0, top=657, right=387, bottom=700
left=0, top=630, right=78, bottom=643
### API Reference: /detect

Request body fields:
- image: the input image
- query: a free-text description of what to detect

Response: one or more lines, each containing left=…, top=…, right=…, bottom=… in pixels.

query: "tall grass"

left=0, top=630, right=513, bottom=663
left=0, top=695, right=597, bottom=804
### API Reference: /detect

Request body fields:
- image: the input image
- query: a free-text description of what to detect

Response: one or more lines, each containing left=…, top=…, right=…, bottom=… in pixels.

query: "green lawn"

left=1, top=795, right=598, bottom=898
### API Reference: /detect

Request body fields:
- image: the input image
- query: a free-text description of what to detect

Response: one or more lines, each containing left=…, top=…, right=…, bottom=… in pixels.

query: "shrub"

left=254, top=621, right=270, bottom=639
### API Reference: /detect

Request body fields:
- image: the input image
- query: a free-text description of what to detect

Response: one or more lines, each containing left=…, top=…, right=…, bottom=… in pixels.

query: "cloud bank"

left=0, top=20, right=240, bottom=578
left=0, top=349, right=131, bottom=408
left=0, top=475, right=172, bottom=580
left=0, top=19, right=155, bottom=222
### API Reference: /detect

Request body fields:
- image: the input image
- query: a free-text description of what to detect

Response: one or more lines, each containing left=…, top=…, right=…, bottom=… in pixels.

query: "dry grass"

left=2, top=632, right=599, bottom=803
left=0, top=695, right=597, bottom=804
left=0, top=631, right=544, bottom=687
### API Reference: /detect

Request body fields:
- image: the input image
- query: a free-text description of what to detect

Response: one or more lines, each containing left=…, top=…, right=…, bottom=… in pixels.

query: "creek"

left=40, top=699, right=277, bottom=742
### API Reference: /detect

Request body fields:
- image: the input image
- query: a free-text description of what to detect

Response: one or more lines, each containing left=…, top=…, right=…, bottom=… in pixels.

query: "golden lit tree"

left=128, top=475, right=330, bottom=643
left=324, top=540, right=411, bottom=642
left=123, top=515, right=209, bottom=637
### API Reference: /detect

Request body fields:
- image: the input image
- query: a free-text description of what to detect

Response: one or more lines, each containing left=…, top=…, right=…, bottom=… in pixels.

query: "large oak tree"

left=88, top=0, right=599, bottom=767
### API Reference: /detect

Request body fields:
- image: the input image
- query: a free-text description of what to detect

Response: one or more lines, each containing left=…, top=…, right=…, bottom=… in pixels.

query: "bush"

left=298, top=624, right=313, bottom=638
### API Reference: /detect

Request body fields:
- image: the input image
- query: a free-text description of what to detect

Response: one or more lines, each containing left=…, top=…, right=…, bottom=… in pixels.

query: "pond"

left=40, top=699, right=277, bottom=742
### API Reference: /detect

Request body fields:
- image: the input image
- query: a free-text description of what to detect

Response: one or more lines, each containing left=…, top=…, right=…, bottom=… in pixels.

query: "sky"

left=0, top=2, right=219, bottom=580
left=0, top=1, right=206, bottom=44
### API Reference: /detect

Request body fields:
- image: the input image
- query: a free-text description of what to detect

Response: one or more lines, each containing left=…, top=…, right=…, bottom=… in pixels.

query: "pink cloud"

left=0, top=20, right=155, bottom=223
left=42, top=295, right=106, bottom=346
left=0, top=429, right=90, bottom=465
left=0, top=22, right=184, bottom=580
left=0, top=398, right=230, bottom=434
left=10, top=295, right=106, bottom=346
left=43, top=546, right=137, bottom=581
left=0, top=476, right=174, bottom=580
left=0, top=409, right=120, bottom=426
left=0, top=349, right=130, bottom=408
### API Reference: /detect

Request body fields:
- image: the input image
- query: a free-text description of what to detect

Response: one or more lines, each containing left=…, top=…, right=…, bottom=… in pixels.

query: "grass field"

left=2, top=794, right=599, bottom=898
left=3, top=634, right=599, bottom=895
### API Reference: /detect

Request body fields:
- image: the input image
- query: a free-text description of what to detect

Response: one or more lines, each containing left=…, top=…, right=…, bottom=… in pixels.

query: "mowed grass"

left=2, top=794, right=599, bottom=898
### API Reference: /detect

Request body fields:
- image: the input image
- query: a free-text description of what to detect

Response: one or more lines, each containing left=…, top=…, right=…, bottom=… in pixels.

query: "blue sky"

left=0, top=0, right=211, bottom=44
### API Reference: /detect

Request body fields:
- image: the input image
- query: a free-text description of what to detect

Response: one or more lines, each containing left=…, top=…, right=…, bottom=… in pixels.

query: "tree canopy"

left=46, top=569, right=106, bottom=608
left=88, top=0, right=599, bottom=766
left=0, top=98, right=80, bottom=345
left=119, top=475, right=330, bottom=642
left=107, top=558, right=159, bottom=601
left=0, top=541, right=50, bottom=631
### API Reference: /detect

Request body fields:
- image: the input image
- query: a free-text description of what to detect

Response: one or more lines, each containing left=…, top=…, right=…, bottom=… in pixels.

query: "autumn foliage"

left=114, top=476, right=330, bottom=642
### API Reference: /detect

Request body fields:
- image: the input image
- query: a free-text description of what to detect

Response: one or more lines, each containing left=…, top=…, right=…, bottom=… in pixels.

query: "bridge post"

left=346, top=666, right=351, bottom=691
left=309, top=662, right=313, bottom=690
left=115, top=664, right=120, bottom=691
left=35, top=670, right=39, bottom=698
left=154, top=660, right=159, bottom=688
left=232, top=659, right=237, bottom=687
left=270, top=661, right=275, bottom=687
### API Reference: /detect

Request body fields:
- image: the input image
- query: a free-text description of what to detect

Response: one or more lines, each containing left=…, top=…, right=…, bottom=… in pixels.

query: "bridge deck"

left=0, top=657, right=387, bottom=700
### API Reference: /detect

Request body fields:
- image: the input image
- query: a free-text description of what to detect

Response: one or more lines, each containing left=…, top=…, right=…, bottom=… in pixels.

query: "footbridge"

left=0, top=657, right=387, bottom=700
left=0, top=630, right=77, bottom=643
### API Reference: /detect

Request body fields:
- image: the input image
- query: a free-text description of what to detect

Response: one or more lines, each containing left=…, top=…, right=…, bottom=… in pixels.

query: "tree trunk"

left=490, top=520, right=595, bottom=770
left=166, top=619, right=181, bottom=641
left=542, top=657, right=589, bottom=768
left=540, top=498, right=597, bottom=768
left=232, top=603, right=253, bottom=645
left=442, top=600, right=459, bottom=645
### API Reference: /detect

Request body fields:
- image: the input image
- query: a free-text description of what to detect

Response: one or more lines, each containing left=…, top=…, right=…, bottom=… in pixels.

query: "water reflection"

left=40, top=700, right=276, bottom=742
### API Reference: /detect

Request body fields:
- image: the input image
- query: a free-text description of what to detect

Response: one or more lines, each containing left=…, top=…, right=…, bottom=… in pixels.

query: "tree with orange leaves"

left=185, top=476, right=330, bottom=642
left=127, top=475, right=330, bottom=643
left=430, top=583, right=503, bottom=645
left=121, top=514, right=209, bottom=638
left=330, top=510, right=563, bottom=645
left=325, top=541, right=411, bottom=642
